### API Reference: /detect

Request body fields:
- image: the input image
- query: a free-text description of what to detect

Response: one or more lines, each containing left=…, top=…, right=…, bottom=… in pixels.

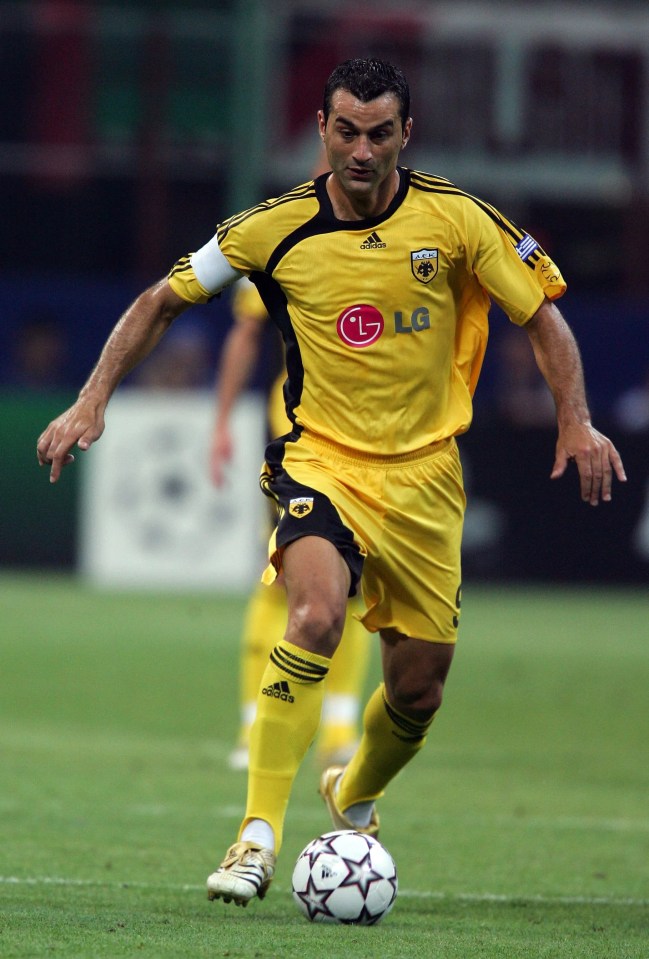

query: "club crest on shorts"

left=411, top=248, right=438, bottom=284
left=289, top=497, right=314, bottom=518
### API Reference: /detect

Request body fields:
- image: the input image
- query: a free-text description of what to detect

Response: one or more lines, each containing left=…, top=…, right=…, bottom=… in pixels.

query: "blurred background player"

left=613, top=361, right=649, bottom=433
left=129, top=318, right=215, bottom=390
left=210, top=275, right=372, bottom=771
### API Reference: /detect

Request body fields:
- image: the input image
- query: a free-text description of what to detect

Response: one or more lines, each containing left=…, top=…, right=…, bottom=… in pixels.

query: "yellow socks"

left=336, top=683, right=433, bottom=810
left=235, top=587, right=371, bottom=764
left=237, top=583, right=287, bottom=743
left=240, top=638, right=331, bottom=852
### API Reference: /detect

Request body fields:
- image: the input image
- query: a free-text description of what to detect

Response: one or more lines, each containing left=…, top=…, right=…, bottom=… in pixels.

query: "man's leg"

left=321, top=631, right=454, bottom=832
left=208, top=535, right=350, bottom=906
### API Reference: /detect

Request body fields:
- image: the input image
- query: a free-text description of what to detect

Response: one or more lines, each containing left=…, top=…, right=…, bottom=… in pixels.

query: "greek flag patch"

left=515, top=233, right=539, bottom=262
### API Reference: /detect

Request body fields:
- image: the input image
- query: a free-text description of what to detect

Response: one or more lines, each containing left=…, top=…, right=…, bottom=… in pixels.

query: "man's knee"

left=387, top=675, right=445, bottom=722
left=282, top=535, right=351, bottom=656
left=381, top=632, right=455, bottom=722
left=286, top=597, right=346, bottom=656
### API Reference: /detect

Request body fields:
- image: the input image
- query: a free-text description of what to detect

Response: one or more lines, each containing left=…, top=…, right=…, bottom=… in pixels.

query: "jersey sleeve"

left=167, top=255, right=215, bottom=304
left=168, top=183, right=317, bottom=305
left=167, top=234, right=243, bottom=304
left=468, top=200, right=567, bottom=326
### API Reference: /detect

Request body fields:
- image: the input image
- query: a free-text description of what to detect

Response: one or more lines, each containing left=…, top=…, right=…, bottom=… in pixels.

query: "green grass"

left=1, top=574, right=648, bottom=957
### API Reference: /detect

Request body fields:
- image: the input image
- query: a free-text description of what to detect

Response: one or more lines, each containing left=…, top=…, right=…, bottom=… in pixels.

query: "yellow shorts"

left=261, top=431, right=465, bottom=643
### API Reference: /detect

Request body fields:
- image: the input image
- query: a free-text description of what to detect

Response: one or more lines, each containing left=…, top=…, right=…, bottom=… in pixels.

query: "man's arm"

left=525, top=298, right=626, bottom=505
left=37, top=278, right=189, bottom=483
left=210, top=315, right=264, bottom=486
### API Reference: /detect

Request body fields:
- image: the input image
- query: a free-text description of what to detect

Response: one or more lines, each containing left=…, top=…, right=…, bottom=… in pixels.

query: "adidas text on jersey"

left=360, top=231, right=386, bottom=250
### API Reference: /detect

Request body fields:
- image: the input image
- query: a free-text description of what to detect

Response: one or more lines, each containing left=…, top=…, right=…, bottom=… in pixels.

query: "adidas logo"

left=261, top=680, right=295, bottom=703
left=360, top=231, right=387, bottom=250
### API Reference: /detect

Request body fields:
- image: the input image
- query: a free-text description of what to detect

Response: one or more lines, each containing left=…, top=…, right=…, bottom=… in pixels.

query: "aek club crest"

left=289, top=497, right=314, bottom=518
left=411, top=248, right=438, bottom=284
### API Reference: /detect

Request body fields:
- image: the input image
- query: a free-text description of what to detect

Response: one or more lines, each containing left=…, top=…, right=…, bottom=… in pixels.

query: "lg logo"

left=336, top=304, right=432, bottom=347
left=336, top=305, right=384, bottom=348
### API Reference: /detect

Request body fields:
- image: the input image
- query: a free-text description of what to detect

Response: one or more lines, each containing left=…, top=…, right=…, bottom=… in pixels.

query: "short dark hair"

left=322, top=58, right=411, bottom=128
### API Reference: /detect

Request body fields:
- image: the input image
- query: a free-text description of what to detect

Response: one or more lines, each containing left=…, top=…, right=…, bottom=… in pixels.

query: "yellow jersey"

left=169, top=168, right=565, bottom=456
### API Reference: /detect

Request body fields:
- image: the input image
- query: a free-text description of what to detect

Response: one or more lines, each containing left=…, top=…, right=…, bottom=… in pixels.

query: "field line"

left=1, top=875, right=647, bottom=908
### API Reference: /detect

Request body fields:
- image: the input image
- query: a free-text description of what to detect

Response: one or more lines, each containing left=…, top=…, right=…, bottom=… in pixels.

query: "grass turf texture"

left=1, top=573, right=647, bottom=958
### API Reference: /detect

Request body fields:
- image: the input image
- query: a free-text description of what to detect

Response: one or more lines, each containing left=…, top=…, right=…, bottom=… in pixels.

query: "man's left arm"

left=525, top=298, right=626, bottom=505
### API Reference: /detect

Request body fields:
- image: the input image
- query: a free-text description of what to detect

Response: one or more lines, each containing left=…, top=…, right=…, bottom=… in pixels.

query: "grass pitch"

left=1, top=573, right=648, bottom=958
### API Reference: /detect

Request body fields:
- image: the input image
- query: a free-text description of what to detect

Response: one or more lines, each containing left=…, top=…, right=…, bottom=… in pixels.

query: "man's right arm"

left=37, top=278, right=189, bottom=483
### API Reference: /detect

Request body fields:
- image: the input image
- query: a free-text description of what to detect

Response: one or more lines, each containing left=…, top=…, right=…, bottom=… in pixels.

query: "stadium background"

left=1, top=0, right=648, bottom=585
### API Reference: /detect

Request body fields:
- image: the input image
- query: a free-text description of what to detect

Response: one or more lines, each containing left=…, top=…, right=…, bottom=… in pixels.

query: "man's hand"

left=552, top=422, right=626, bottom=505
left=209, top=421, right=233, bottom=487
left=526, top=300, right=627, bottom=505
left=35, top=279, right=190, bottom=484
left=36, top=397, right=106, bottom=483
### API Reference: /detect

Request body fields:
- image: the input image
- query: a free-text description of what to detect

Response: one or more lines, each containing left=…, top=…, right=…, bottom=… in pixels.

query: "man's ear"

left=402, top=116, right=413, bottom=148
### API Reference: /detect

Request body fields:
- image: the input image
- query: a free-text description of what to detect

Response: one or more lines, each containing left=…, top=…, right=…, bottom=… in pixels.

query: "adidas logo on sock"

left=262, top=680, right=295, bottom=703
left=360, top=230, right=387, bottom=250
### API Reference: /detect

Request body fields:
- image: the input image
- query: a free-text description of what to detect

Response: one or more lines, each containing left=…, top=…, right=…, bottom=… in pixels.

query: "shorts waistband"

left=299, top=429, right=454, bottom=468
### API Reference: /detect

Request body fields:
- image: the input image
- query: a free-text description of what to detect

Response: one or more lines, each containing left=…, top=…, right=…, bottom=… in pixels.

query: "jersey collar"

left=315, top=167, right=410, bottom=229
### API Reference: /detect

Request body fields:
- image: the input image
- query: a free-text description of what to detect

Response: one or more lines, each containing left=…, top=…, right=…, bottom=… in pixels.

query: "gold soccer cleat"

left=318, top=765, right=380, bottom=838
left=207, top=841, right=276, bottom=907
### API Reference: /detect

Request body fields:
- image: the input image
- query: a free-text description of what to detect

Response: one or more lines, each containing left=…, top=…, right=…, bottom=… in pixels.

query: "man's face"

left=318, top=89, right=411, bottom=200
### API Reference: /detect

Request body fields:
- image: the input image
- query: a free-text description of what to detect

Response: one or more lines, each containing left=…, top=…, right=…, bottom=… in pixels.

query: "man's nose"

left=353, top=136, right=372, bottom=162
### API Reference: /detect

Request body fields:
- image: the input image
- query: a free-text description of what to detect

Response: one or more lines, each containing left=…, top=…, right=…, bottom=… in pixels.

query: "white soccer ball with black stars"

left=291, top=830, right=398, bottom=925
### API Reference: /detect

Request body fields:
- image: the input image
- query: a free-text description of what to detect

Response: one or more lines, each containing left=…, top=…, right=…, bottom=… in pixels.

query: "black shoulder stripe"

left=167, top=255, right=192, bottom=278
left=408, top=170, right=456, bottom=190
left=217, top=183, right=314, bottom=236
left=217, top=182, right=317, bottom=243
left=409, top=172, right=521, bottom=240
left=409, top=171, right=544, bottom=266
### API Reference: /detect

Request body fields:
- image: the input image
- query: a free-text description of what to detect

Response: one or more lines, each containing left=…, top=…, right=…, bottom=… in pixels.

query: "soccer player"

left=37, top=58, right=626, bottom=910
left=211, top=277, right=372, bottom=770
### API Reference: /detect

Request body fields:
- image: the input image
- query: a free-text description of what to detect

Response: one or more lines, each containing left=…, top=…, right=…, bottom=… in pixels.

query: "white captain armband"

left=190, top=234, right=243, bottom=293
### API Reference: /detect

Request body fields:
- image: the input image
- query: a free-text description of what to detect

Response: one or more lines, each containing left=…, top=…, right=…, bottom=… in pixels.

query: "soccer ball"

left=291, top=830, right=398, bottom=925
